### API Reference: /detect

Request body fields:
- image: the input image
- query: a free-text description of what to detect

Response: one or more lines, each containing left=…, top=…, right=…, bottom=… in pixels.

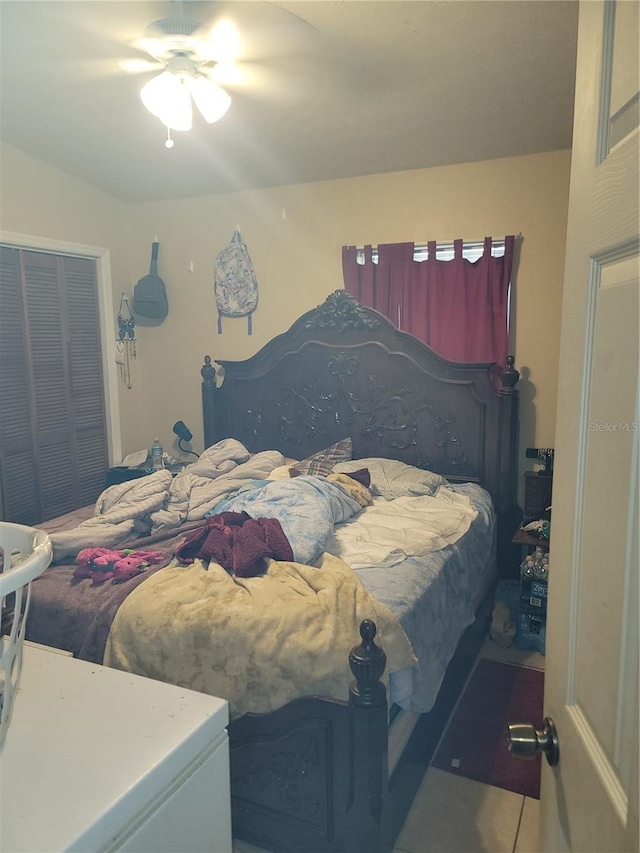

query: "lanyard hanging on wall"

left=116, top=292, right=136, bottom=389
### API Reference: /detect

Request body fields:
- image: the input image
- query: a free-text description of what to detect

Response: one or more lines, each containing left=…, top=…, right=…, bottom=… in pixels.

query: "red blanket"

left=176, top=511, right=294, bottom=577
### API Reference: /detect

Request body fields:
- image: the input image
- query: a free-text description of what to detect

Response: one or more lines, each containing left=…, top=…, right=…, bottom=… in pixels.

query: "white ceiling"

left=0, top=0, right=579, bottom=204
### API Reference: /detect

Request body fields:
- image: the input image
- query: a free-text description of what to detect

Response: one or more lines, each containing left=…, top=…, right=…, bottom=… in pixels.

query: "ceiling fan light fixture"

left=137, top=16, right=234, bottom=140
left=188, top=75, right=231, bottom=124
left=140, top=70, right=193, bottom=131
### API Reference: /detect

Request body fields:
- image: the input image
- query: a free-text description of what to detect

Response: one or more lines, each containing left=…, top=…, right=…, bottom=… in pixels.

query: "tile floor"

left=233, top=638, right=545, bottom=853
left=393, top=638, right=545, bottom=853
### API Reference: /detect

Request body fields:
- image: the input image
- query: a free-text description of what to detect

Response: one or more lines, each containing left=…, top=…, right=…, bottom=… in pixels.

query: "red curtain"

left=342, top=236, right=515, bottom=376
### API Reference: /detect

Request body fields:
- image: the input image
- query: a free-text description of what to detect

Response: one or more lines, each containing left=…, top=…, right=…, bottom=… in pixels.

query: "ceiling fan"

left=120, top=2, right=317, bottom=145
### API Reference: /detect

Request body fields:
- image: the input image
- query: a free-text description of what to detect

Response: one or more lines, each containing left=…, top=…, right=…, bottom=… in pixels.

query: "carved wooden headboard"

left=201, top=291, right=520, bottom=551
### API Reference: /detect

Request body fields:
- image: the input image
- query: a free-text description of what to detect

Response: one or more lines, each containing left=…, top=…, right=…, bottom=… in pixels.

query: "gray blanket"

left=26, top=518, right=205, bottom=661
left=49, top=440, right=284, bottom=560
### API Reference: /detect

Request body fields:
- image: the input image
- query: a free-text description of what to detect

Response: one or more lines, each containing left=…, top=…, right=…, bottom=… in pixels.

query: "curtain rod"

left=353, top=233, right=523, bottom=256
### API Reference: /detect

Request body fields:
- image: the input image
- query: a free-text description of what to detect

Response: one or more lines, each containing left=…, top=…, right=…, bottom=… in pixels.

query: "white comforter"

left=327, top=487, right=478, bottom=568
left=49, top=442, right=478, bottom=571
left=49, top=440, right=284, bottom=560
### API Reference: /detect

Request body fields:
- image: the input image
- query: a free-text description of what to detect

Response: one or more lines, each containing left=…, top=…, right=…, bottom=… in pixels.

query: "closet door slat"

left=0, top=246, right=108, bottom=524
left=0, top=246, right=39, bottom=523
left=64, top=256, right=109, bottom=505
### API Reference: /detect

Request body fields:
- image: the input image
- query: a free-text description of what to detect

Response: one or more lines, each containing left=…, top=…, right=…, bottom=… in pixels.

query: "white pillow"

left=333, top=457, right=447, bottom=499
left=268, top=465, right=297, bottom=480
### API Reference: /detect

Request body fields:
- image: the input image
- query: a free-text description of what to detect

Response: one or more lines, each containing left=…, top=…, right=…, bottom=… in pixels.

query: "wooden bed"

left=199, top=290, right=521, bottom=852
left=21, top=290, right=520, bottom=853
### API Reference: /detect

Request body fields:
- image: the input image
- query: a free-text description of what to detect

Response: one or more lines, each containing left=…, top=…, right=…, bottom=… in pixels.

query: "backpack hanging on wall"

left=214, top=229, right=259, bottom=334
left=133, top=241, right=169, bottom=326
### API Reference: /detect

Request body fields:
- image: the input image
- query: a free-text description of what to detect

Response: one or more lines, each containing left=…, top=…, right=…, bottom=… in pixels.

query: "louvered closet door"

left=0, top=246, right=108, bottom=524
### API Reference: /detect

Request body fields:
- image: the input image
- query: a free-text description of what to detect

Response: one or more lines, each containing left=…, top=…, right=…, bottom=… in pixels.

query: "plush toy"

left=76, top=547, right=121, bottom=568
left=490, top=600, right=516, bottom=648
left=74, top=548, right=122, bottom=583
left=74, top=547, right=165, bottom=585
left=112, top=551, right=165, bottom=581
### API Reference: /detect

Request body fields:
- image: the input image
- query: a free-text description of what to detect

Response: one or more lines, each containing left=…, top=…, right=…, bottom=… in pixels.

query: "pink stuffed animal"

left=112, top=550, right=165, bottom=582
left=75, top=547, right=120, bottom=568
left=74, top=548, right=122, bottom=583
left=74, top=547, right=164, bottom=585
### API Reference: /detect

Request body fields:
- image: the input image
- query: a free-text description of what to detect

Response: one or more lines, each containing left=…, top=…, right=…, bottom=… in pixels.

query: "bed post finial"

left=349, top=619, right=387, bottom=708
left=499, top=355, right=520, bottom=395
left=346, top=620, right=391, bottom=851
left=201, top=355, right=216, bottom=387
left=201, top=356, right=218, bottom=450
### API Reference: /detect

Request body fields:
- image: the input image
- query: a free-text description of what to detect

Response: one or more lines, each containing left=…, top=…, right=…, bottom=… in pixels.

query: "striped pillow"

left=293, top=438, right=353, bottom=477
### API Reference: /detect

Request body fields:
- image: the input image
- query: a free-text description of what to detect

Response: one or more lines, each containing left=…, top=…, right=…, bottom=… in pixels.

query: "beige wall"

left=1, top=142, right=571, bottom=499
left=0, top=142, right=141, bottom=459
left=0, top=143, right=124, bottom=248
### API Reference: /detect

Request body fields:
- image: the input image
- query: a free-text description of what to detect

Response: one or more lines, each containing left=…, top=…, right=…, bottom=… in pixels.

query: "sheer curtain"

left=342, top=235, right=515, bottom=378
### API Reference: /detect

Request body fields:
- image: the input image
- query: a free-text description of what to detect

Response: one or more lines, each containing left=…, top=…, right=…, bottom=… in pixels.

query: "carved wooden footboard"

left=229, top=620, right=392, bottom=853
left=229, top=586, right=494, bottom=853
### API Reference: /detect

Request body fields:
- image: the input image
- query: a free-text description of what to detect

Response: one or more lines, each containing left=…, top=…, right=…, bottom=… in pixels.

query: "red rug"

left=431, top=658, right=544, bottom=798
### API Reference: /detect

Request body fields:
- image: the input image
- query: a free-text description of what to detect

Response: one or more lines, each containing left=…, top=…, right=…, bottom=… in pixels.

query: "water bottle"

left=151, top=438, right=164, bottom=470
left=520, top=554, right=535, bottom=579
left=519, top=555, right=535, bottom=613
left=538, top=553, right=549, bottom=582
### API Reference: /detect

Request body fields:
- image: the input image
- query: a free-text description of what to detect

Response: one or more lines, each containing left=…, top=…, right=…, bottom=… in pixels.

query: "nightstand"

left=105, top=463, right=186, bottom=487
left=523, top=471, right=553, bottom=519
left=105, top=466, right=151, bottom=487
left=511, top=526, right=550, bottom=556
left=1, top=643, right=232, bottom=852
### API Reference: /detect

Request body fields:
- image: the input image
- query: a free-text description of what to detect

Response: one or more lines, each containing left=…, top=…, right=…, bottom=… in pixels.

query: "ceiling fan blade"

left=118, top=58, right=164, bottom=75
left=194, top=18, right=242, bottom=64
left=54, top=56, right=160, bottom=81
left=203, top=60, right=309, bottom=106
left=205, top=62, right=245, bottom=88
left=193, top=1, right=319, bottom=64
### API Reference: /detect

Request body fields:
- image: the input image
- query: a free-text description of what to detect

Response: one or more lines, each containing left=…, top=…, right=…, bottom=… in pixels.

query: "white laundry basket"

left=0, top=522, right=53, bottom=748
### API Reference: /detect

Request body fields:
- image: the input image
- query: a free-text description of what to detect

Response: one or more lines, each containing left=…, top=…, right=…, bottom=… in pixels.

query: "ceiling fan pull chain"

left=165, top=127, right=174, bottom=149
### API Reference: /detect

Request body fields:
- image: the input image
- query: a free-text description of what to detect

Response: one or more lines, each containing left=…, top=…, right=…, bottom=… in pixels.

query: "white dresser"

left=0, top=644, right=232, bottom=852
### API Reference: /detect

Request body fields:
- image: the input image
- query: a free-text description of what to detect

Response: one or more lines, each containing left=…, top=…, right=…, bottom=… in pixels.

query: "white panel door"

left=541, top=1, right=639, bottom=851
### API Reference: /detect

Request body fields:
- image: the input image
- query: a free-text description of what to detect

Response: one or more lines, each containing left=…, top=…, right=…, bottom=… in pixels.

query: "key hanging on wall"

left=116, top=292, right=136, bottom=389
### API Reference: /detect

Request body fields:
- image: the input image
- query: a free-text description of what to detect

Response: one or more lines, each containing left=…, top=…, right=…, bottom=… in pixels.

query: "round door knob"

left=508, top=716, right=559, bottom=766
